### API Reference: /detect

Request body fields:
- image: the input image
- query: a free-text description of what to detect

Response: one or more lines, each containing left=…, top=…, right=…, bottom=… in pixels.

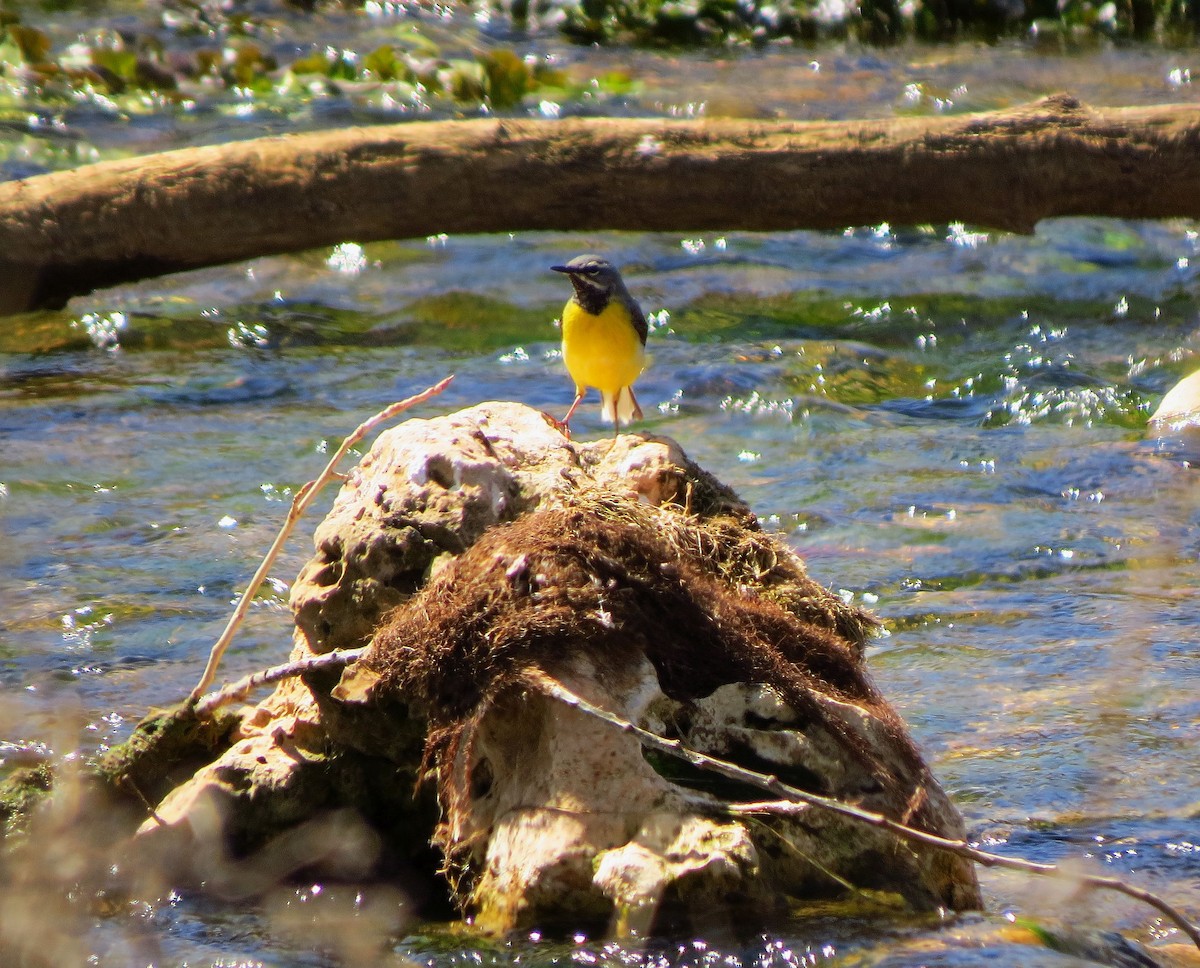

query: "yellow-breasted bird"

left=552, top=254, right=647, bottom=438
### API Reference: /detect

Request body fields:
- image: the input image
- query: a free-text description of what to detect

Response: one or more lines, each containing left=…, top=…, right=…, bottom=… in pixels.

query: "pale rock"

left=133, top=401, right=981, bottom=932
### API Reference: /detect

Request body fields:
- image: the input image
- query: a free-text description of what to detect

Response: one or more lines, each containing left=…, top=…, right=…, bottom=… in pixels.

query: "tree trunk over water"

left=2, top=94, right=1199, bottom=315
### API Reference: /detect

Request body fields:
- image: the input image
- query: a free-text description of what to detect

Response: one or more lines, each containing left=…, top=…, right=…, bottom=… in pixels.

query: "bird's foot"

left=542, top=412, right=572, bottom=439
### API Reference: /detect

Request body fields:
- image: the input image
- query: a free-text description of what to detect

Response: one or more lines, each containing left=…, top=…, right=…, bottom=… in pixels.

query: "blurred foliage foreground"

left=0, top=0, right=1198, bottom=127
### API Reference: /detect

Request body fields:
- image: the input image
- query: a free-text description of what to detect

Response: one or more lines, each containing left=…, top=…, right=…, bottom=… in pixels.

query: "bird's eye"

left=583, top=267, right=600, bottom=274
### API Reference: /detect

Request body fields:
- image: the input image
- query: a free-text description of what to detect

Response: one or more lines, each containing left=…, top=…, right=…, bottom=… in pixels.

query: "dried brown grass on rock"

left=361, top=494, right=931, bottom=827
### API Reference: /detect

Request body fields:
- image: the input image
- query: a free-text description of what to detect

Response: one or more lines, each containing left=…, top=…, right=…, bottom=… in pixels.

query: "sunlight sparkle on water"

left=647, top=309, right=672, bottom=333
left=228, top=322, right=269, bottom=348
left=328, top=242, right=368, bottom=275
left=947, top=222, right=988, bottom=249
left=658, top=389, right=683, bottom=414
left=260, top=483, right=293, bottom=502
left=73, top=311, right=126, bottom=351
left=720, top=392, right=796, bottom=420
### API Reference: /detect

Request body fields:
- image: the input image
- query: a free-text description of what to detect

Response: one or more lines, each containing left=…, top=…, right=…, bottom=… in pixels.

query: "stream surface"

left=2, top=8, right=1200, bottom=966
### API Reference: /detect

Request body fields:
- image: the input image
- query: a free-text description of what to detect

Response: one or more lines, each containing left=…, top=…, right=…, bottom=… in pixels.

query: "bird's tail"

left=601, top=387, right=644, bottom=428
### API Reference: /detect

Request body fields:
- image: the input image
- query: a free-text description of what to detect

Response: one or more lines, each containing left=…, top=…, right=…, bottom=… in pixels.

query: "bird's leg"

left=627, top=387, right=644, bottom=422
left=554, top=390, right=585, bottom=439
left=562, top=391, right=585, bottom=425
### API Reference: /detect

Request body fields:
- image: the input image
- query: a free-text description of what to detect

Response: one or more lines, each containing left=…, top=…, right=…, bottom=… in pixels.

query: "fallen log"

left=2, top=94, right=1200, bottom=314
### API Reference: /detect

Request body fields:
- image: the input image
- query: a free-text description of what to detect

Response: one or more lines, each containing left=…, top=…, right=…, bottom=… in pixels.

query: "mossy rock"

left=0, top=764, right=54, bottom=839
left=95, top=704, right=241, bottom=808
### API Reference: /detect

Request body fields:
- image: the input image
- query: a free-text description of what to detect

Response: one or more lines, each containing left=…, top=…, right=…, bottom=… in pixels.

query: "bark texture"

left=2, top=94, right=1198, bottom=313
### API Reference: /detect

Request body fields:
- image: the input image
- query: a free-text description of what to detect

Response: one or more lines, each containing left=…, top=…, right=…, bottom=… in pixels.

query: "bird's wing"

left=631, top=302, right=649, bottom=346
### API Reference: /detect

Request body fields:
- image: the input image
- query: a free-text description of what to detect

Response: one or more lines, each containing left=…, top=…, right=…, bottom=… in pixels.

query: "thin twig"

left=747, top=814, right=865, bottom=898
left=186, top=375, right=454, bottom=707
left=193, top=646, right=368, bottom=717
left=529, top=671, right=1200, bottom=951
left=120, top=775, right=165, bottom=828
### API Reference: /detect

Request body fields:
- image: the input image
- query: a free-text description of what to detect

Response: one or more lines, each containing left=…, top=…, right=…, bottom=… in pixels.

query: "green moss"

left=1014, top=918, right=1161, bottom=966
left=0, top=764, right=53, bottom=839
left=392, top=293, right=557, bottom=353
left=95, top=703, right=240, bottom=807
left=674, top=289, right=1199, bottom=346
left=0, top=12, right=581, bottom=117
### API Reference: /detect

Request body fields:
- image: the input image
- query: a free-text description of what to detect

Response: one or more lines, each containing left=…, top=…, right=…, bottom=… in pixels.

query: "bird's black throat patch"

left=570, top=277, right=611, bottom=316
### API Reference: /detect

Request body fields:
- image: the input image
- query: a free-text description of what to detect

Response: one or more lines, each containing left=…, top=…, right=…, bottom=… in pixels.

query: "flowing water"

left=2, top=9, right=1200, bottom=966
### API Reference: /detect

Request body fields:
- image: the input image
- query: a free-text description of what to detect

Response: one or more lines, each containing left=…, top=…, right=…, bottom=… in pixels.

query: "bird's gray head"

left=551, top=254, right=624, bottom=305
left=552, top=253, right=648, bottom=344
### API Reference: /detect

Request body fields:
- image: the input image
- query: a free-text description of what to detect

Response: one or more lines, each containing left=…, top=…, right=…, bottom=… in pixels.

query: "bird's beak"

left=550, top=265, right=572, bottom=274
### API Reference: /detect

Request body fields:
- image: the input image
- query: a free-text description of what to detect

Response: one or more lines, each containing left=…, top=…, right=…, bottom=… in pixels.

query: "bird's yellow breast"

left=561, top=299, right=645, bottom=394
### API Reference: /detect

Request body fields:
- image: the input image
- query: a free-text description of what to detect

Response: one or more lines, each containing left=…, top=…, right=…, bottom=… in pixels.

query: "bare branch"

left=186, top=375, right=454, bottom=707
left=118, top=775, right=166, bottom=828
left=529, top=670, right=1200, bottom=951
left=193, top=646, right=367, bottom=717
